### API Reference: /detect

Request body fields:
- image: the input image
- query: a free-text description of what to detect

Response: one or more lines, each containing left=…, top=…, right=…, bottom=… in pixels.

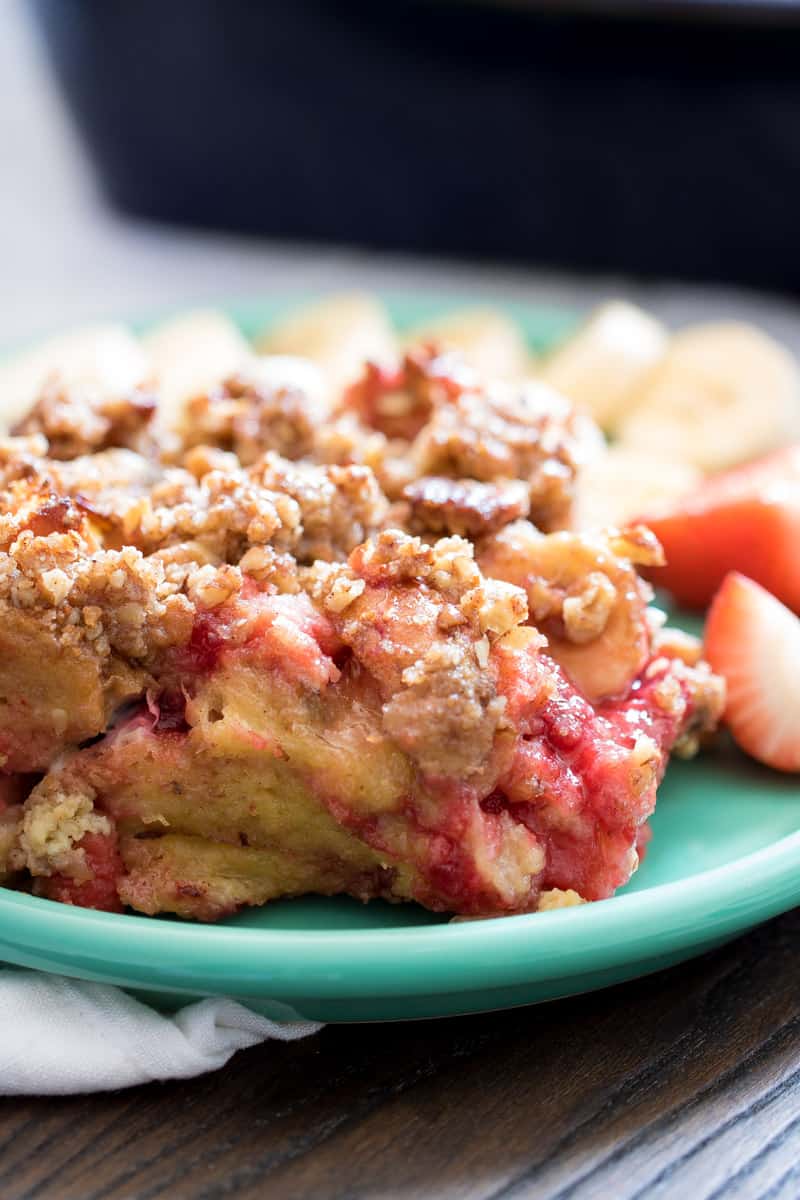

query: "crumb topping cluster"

left=0, top=345, right=592, bottom=680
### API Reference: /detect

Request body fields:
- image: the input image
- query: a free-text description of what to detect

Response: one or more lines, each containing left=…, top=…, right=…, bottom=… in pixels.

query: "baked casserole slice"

left=0, top=337, right=724, bottom=918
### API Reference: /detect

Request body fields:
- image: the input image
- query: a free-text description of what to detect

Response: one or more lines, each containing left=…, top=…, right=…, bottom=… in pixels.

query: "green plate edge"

left=0, top=292, right=798, bottom=1023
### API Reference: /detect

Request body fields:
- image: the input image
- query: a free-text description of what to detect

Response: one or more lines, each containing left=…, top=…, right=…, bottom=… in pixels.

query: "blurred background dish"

left=30, top=0, right=800, bottom=290
left=3, top=0, right=800, bottom=360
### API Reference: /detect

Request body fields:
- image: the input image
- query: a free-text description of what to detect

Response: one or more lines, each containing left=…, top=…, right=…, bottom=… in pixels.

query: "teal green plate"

left=0, top=295, right=798, bottom=1023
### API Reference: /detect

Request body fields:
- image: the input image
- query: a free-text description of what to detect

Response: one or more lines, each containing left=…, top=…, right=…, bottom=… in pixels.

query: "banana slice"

left=617, top=321, right=800, bottom=473
left=142, top=310, right=253, bottom=431
left=257, top=293, right=397, bottom=399
left=574, top=446, right=701, bottom=531
left=0, top=324, right=149, bottom=432
left=540, top=301, right=668, bottom=431
left=402, top=307, right=532, bottom=379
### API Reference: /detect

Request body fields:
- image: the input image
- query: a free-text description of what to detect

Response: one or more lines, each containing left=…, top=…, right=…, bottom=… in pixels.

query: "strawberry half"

left=704, top=572, right=800, bottom=772
left=640, top=445, right=800, bottom=612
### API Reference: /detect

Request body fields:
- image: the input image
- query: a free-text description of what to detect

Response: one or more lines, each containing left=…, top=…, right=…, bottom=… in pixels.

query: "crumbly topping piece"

left=412, top=380, right=580, bottom=531
left=237, top=544, right=301, bottom=593
left=538, top=888, right=585, bottom=911
left=350, top=530, right=481, bottom=597
left=45, top=446, right=384, bottom=587
left=0, top=453, right=314, bottom=671
left=643, top=649, right=726, bottom=759
left=252, top=453, right=388, bottom=563
left=0, top=481, right=97, bottom=555
left=0, top=448, right=181, bottom=551
left=230, top=372, right=323, bottom=464
left=134, top=466, right=302, bottom=561
left=181, top=444, right=241, bottom=480
left=312, top=412, right=416, bottom=500
left=13, top=379, right=156, bottom=460
left=45, top=451, right=176, bottom=554
left=35, top=449, right=305, bottom=571
left=461, top=578, right=529, bottom=639
left=320, top=533, right=528, bottom=648
left=316, top=531, right=528, bottom=777
left=671, top=661, right=727, bottom=758
left=0, top=435, right=51, bottom=490
left=382, top=638, right=507, bottom=777
left=330, top=348, right=587, bottom=526
left=0, top=807, right=23, bottom=883
left=401, top=476, right=531, bottom=538
left=651, top=624, right=704, bottom=667
left=341, top=348, right=471, bottom=441
left=0, top=524, right=194, bottom=664
left=607, top=525, right=666, bottom=569
left=10, top=777, right=108, bottom=879
left=66, top=447, right=162, bottom=494
left=320, top=571, right=367, bottom=614
left=184, top=563, right=243, bottom=610
left=184, top=368, right=325, bottom=463
left=628, top=732, right=662, bottom=798
left=561, top=570, right=618, bottom=645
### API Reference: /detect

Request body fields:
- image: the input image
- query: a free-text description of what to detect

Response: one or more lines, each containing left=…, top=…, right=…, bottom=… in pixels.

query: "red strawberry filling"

left=36, top=829, right=125, bottom=914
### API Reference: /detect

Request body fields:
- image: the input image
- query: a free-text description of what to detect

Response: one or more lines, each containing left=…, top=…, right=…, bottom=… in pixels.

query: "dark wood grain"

left=2, top=912, right=800, bottom=1200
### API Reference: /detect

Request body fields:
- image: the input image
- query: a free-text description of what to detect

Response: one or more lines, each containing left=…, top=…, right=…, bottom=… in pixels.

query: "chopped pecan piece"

left=403, top=476, right=531, bottom=537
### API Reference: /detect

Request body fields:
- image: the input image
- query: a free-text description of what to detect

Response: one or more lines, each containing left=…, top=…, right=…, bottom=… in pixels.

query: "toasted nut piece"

left=403, top=476, right=531, bottom=537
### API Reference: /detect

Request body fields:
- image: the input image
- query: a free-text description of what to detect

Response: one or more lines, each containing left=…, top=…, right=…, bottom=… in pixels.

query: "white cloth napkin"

left=0, top=969, right=322, bottom=1094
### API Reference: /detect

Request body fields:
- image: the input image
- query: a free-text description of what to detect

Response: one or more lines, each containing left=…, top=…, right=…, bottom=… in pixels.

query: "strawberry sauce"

left=37, top=829, right=125, bottom=913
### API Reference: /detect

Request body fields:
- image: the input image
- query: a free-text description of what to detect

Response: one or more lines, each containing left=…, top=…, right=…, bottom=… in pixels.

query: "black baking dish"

left=31, top=0, right=800, bottom=290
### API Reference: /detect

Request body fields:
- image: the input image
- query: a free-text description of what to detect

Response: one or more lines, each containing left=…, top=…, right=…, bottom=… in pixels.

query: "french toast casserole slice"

left=0, top=344, right=724, bottom=919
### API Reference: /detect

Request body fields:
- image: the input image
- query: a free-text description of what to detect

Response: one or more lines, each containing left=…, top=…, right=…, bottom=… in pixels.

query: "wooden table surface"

left=3, top=910, right=800, bottom=1200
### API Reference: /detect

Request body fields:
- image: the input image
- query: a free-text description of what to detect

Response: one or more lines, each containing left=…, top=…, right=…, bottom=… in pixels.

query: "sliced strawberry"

left=704, top=572, right=800, bottom=772
left=641, top=445, right=800, bottom=611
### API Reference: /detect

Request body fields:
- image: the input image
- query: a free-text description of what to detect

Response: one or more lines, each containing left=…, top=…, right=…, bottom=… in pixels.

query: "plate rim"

left=2, top=826, right=800, bottom=999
